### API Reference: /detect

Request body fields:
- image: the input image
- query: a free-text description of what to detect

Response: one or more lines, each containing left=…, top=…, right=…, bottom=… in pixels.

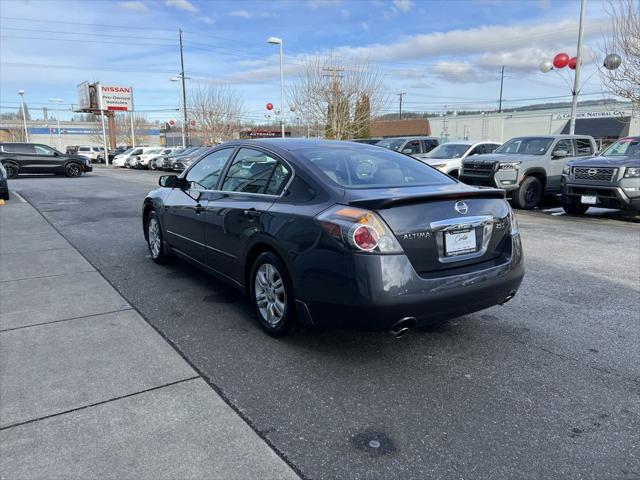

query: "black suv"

left=0, top=143, right=93, bottom=178
left=561, top=136, right=640, bottom=214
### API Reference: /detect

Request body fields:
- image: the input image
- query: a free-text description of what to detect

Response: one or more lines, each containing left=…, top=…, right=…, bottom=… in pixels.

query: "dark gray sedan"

left=142, top=140, right=524, bottom=337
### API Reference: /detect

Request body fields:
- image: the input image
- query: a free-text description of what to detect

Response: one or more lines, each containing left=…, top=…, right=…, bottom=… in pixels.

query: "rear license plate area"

left=444, top=228, right=477, bottom=256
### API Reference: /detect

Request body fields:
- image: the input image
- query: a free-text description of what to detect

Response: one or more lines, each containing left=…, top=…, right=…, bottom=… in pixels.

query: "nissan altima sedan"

left=142, top=139, right=524, bottom=337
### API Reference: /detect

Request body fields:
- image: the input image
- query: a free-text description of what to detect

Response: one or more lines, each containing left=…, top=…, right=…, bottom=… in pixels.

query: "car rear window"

left=298, top=146, right=455, bottom=189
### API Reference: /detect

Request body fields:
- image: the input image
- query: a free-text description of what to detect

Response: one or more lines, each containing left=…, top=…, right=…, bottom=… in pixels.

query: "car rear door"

left=162, top=148, right=235, bottom=264
left=204, top=147, right=290, bottom=282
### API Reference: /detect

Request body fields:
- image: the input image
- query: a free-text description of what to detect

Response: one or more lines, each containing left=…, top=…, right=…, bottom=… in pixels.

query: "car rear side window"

left=221, top=148, right=281, bottom=194
left=299, top=146, right=455, bottom=189
left=34, top=145, right=56, bottom=156
left=574, top=139, right=594, bottom=156
left=186, top=148, right=234, bottom=190
left=1, top=144, right=35, bottom=154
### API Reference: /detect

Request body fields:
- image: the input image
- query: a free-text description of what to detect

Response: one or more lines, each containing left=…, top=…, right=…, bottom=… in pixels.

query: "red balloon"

left=266, top=103, right=274, bottom=111
left=568, top=57, right=578, bottom=70
left=553, top=53, right=570, bottom=69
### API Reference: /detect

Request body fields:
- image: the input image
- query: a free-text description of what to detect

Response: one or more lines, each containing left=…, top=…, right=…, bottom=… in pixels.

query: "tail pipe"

left=500, top=290, right=518, bottom=305
left=388, top=317, right=416, bottom=339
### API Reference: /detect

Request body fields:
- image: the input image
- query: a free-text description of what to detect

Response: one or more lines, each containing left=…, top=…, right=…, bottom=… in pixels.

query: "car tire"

left=250, top=251, right=295, bottom=337
left=146, top=210, right=171, bottom=264
left=149, top=162, right=158, bottom=171
left=512, top=176, right=543, bottom=209
left=561, top=195, right=589, bottom=215
left=64, top=162, right=83, bottom=177
left=4, top=163, right=19, bottom=179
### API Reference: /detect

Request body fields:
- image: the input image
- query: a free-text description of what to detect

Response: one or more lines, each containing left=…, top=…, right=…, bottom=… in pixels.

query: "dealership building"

left=427, top=102, right=638, bottom=149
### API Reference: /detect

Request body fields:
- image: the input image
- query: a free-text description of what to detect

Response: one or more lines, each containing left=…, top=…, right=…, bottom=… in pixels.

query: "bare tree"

left=288, top=55, right=388, bottom=140
left=600, top=0, right=640, bottom=107
left=188, top=83, right=244, bottom=144
left=89, top=113, right=153, bottom=146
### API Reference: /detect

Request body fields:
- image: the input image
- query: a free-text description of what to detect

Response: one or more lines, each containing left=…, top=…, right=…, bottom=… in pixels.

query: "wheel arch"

left=520, top=168, right=547, bottom=191
left=242, top=235, right=294, bottom=297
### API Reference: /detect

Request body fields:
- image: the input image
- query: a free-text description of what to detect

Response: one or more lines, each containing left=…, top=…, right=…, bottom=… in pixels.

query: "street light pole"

left=267, top=36, right=285, bottom=138
left=18, top=90, right=28, bottom=142
left=170, top=76, right=189, bottom=148
left=49, top=98, right=63, bottom=150
left=569, top=0, right=586, bottom=135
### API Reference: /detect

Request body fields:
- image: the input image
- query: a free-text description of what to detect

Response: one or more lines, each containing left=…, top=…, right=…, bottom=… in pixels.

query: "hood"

left=464, top=153, right=542, bottom=164
left=567, top=155, right=640, bottom=168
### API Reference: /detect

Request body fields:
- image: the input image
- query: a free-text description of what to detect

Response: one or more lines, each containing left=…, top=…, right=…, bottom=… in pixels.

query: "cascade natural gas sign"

left=98, top=85, right=134, bottom=111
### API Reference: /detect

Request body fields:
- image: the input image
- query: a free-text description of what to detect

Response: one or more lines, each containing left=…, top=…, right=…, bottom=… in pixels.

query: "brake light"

left=317, top=205, right=403, bottom=253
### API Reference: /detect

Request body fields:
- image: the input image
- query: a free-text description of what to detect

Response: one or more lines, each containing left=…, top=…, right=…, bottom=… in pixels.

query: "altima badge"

left=454, top=201, right=469, bottom=215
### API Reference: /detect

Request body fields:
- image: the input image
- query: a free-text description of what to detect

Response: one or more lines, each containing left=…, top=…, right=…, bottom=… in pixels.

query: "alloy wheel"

left=254, top=263, right=286, bottom=326
left=66, top=163, right=81, bottom=177
left=148, top=216, right=161, bottom=258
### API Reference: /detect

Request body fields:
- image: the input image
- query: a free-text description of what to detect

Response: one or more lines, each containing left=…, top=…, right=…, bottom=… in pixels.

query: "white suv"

left=418, top=141, right=502, bottom=178
left=76, top=146, right=105, bottom=163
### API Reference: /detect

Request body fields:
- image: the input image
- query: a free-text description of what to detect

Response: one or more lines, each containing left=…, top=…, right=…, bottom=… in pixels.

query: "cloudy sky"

left=0, top=0, right=618, bottom=124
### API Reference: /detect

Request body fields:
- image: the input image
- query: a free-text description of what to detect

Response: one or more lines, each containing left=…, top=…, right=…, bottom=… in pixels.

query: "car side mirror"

left=159, top=174, right=179, bottom=188
left=552, top=149, right=568, bottom=158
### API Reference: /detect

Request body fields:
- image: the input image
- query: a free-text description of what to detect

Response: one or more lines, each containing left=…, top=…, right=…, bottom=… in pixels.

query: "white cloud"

left=393, top=0, right=413, bottom=12
left=229, top=9, right=253, bottom=19
left=119, top=1, right=148, bottom=12
left=164, top=0, right=198, bottom=13
left=308, top=0, right=341, bottom=9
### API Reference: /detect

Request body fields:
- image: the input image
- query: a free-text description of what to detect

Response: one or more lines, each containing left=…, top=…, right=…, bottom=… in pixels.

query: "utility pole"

left=498, top=66, right=505, bottom=113
left=397, top=92, right=406, bottom=120
left=179, top=29, right=189, bottom=146
left=569, top=0, right=586, bottom=135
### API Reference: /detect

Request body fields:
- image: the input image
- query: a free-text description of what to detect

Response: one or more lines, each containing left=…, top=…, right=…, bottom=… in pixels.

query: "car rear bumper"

left=298, top=234, right=524, bottom=330
left=561, top=176, right=640, bottom=209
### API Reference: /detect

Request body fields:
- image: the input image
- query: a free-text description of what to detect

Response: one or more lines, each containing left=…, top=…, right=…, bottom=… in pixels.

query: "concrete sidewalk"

left=0, top=197, right=299, bottom=480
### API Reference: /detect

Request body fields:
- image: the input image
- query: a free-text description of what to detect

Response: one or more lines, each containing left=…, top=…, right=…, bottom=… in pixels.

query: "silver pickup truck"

left=459, top=135, right=598, bottom=209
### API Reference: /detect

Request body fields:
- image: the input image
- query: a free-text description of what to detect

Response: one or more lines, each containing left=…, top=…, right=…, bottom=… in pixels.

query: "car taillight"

left=316, top=205, right=403, bottom=253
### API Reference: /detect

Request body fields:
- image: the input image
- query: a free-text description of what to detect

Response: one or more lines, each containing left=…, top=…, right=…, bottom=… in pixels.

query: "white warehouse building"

left=428, top=103, right=639, bottom=150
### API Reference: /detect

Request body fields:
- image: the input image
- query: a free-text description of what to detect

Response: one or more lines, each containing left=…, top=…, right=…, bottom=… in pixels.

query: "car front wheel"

left=512, top=176, right=543, bottom=209
left=250, top=252, right=295, bottom=337
left=146, top=211, right=171, bottom=264
left=64, top=163, right=83, bottom=177
left=561, top=195, right=589, bottom=215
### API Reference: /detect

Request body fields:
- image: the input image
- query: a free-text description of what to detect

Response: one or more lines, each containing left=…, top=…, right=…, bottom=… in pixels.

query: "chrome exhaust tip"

left=500, top=290, right=518, bottom=305
left=388, top=317, right=416, bottom=339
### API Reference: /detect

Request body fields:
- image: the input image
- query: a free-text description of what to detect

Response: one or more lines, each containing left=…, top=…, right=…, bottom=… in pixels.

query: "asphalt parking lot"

left=7, top=168, right=640, bottom=480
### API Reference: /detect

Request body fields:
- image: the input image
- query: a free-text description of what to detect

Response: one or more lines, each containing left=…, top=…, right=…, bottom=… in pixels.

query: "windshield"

left=298, top=146, right=454, bottom=189
left=120, top=148, right=135, bottom=155
left=425, top=144, right=470, bottom=159
left=601, top=138, right=640, bottom=157
left=494, top=137, right=553, bottom=155
left=145, top=149, right=162, bottom=154
left=376, top=138, right=405, bottom=151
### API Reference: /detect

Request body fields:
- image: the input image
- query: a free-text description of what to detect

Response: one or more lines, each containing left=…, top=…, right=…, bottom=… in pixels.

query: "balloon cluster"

left=540, top=53, right=579, bottom=73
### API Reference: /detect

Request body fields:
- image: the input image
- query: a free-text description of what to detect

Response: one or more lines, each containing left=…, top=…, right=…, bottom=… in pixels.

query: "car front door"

left=162, top=148, right=235, bottom=264
left=549, top=139, right=575, bottom=192
left=26, top=145, right=63, bottom=173
left=204, top=147, right=290, bottom=282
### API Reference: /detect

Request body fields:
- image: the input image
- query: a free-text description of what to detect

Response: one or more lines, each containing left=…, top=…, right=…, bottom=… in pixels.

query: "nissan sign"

left=98, top=84, right=134, bottom=112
